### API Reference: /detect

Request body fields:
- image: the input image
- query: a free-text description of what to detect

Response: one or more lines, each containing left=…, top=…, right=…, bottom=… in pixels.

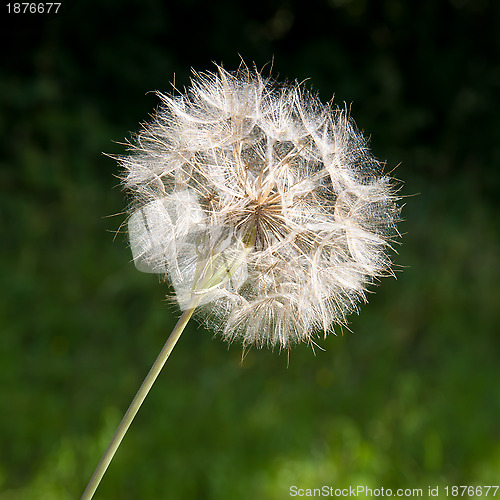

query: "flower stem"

left=81, top=227, right=256, bottom=499
left=80, top=301, right=198, bottom=500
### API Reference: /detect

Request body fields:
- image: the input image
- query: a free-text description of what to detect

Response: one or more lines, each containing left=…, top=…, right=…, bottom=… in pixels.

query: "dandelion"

left=125, top=64, right=400, bottom=347
left=81, top=63, right=400, bottom=499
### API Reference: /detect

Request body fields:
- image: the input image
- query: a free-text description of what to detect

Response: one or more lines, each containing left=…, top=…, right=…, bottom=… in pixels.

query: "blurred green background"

left=1, top=0, right=499, bottom=498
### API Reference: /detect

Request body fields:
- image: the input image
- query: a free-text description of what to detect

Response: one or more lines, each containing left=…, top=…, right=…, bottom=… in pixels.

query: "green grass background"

left=1, top=0, right=499, bottom=498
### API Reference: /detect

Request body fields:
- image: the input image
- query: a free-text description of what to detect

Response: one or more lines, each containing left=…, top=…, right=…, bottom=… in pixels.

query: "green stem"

left=81, top=300, right=198, bottom=500
left=81, top=227, right=256, bottom=499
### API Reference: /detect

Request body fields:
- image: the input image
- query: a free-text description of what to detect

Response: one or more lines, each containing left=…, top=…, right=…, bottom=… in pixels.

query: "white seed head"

left=121, top=64, right=400, bottom=348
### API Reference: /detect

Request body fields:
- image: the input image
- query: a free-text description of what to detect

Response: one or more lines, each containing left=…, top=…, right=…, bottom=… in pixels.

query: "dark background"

left=1, top=0, right=499, bottom=498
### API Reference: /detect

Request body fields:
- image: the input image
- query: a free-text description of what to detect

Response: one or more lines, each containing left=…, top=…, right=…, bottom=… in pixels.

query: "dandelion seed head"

left=121, top=63, right=401, bottom=348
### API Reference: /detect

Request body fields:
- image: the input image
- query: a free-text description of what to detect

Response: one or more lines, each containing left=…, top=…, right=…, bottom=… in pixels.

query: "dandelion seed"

left=123, top=63, right=400, bottom=348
